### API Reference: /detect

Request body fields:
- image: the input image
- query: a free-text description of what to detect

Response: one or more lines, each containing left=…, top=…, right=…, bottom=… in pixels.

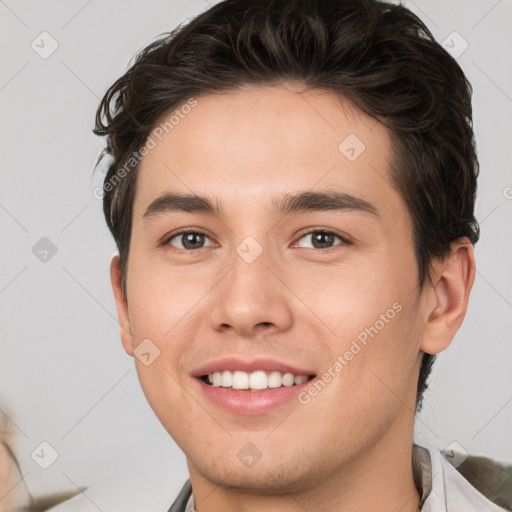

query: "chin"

left=190, top=453, right=321, bottom=495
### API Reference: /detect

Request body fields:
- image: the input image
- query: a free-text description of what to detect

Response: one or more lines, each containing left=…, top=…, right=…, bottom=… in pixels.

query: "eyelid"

left=292, top=227, right=352, bottom=247
left=162, top=227, right=352, bottom=250
left=163, top=228, right=215, bottom=248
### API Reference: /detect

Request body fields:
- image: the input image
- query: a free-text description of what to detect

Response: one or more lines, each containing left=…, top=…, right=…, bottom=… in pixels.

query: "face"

left=114, top=85, right=430, bottom=494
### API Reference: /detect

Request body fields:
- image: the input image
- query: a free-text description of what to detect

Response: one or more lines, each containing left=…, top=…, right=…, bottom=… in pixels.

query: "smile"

left=202, top=370, right=313, bottom=391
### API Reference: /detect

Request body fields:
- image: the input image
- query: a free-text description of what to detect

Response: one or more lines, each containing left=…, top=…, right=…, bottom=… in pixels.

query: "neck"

left=187, top=408, right=421, bottom=512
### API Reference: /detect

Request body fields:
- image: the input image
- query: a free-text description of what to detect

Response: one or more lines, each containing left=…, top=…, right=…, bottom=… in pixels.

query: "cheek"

left=297, top=261, right=414, bottom=342
left=124, top=268, right=203, bottom=409
left=301, top=263, right=422, bottom=401
left=126, top=259, right=207, bottom=340
left=339, top=301, right=423, bottom=416
left=133, top=357, right=200, bottom=450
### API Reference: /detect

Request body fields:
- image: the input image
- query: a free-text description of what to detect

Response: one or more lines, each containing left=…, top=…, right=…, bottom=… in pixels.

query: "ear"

left=110, top=255, right=134, bottom=356
left=420, top=238, right=476, bottom=355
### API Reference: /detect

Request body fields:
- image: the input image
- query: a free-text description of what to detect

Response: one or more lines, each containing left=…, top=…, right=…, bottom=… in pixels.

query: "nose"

left=208, top=247, right=293, bottom=337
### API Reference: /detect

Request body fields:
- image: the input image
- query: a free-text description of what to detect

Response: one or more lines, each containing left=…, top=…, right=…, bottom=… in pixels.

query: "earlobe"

left=110, top=255, right=134, bottom=356
left=420, top=239, right=476, bottom=355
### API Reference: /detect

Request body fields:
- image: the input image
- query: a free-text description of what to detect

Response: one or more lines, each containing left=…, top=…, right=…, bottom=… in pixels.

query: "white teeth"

left=206, top=370, right=310, bottom=390
left=212, top=372, right=222, bottom=387
left=267, top=371, right=282, bottom=388
left=221, top=370, right=232, bottom=387
left=249, top=371, right=268, bottom=390
left=282, top=373, right=295, bottom=387
left=232, top=370, right=249, bottom=390
left=294, top=375, right=308, bottom=385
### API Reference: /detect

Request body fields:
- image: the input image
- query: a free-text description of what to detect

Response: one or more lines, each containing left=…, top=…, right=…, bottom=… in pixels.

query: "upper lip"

left=192, top=357, right=315, bottom=378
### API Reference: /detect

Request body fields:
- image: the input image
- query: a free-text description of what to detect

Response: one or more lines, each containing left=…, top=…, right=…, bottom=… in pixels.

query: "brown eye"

left=295, top=230, right=344, bottom=249
left=167, top=231, right=214, bottom=250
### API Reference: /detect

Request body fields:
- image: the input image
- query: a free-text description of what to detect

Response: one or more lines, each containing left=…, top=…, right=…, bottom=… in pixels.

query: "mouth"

left=199, top=370, right=316, bottom=391
left=192, top=357, right=317, bottom=414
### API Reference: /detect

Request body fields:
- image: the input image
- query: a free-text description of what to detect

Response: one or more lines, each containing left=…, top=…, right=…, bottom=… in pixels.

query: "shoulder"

left=416, top=442, right=511, bottom=512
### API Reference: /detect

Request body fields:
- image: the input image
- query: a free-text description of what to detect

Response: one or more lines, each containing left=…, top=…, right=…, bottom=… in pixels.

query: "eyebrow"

left=142, top=190, right=378, bottom=221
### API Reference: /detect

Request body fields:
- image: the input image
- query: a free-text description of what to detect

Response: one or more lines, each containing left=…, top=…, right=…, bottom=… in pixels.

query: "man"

left=86, top=0, right=506, bottom=510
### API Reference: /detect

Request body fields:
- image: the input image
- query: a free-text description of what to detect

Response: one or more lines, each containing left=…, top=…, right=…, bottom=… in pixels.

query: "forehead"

left=134, top=84, right=397, bottom=216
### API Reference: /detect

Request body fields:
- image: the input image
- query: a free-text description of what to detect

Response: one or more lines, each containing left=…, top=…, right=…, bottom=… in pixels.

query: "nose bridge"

left=208, top=238, right=293, bottom=336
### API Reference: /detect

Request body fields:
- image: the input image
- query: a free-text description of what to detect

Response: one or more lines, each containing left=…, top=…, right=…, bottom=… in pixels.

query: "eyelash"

left=294, top=228, right=351, bottom=251
left=162, top=228, right=351, bottom=252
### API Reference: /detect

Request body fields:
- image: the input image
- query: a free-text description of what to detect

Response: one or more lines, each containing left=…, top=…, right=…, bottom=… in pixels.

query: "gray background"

left=1, top=0, right=511, bottom=508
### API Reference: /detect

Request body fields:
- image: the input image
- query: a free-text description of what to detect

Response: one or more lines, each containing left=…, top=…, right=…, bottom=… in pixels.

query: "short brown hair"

left=94, top=0, right=479, bottom=410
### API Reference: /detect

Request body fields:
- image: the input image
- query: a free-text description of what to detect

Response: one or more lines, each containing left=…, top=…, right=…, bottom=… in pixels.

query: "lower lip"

left=194, top=377, right=313, bottom=415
